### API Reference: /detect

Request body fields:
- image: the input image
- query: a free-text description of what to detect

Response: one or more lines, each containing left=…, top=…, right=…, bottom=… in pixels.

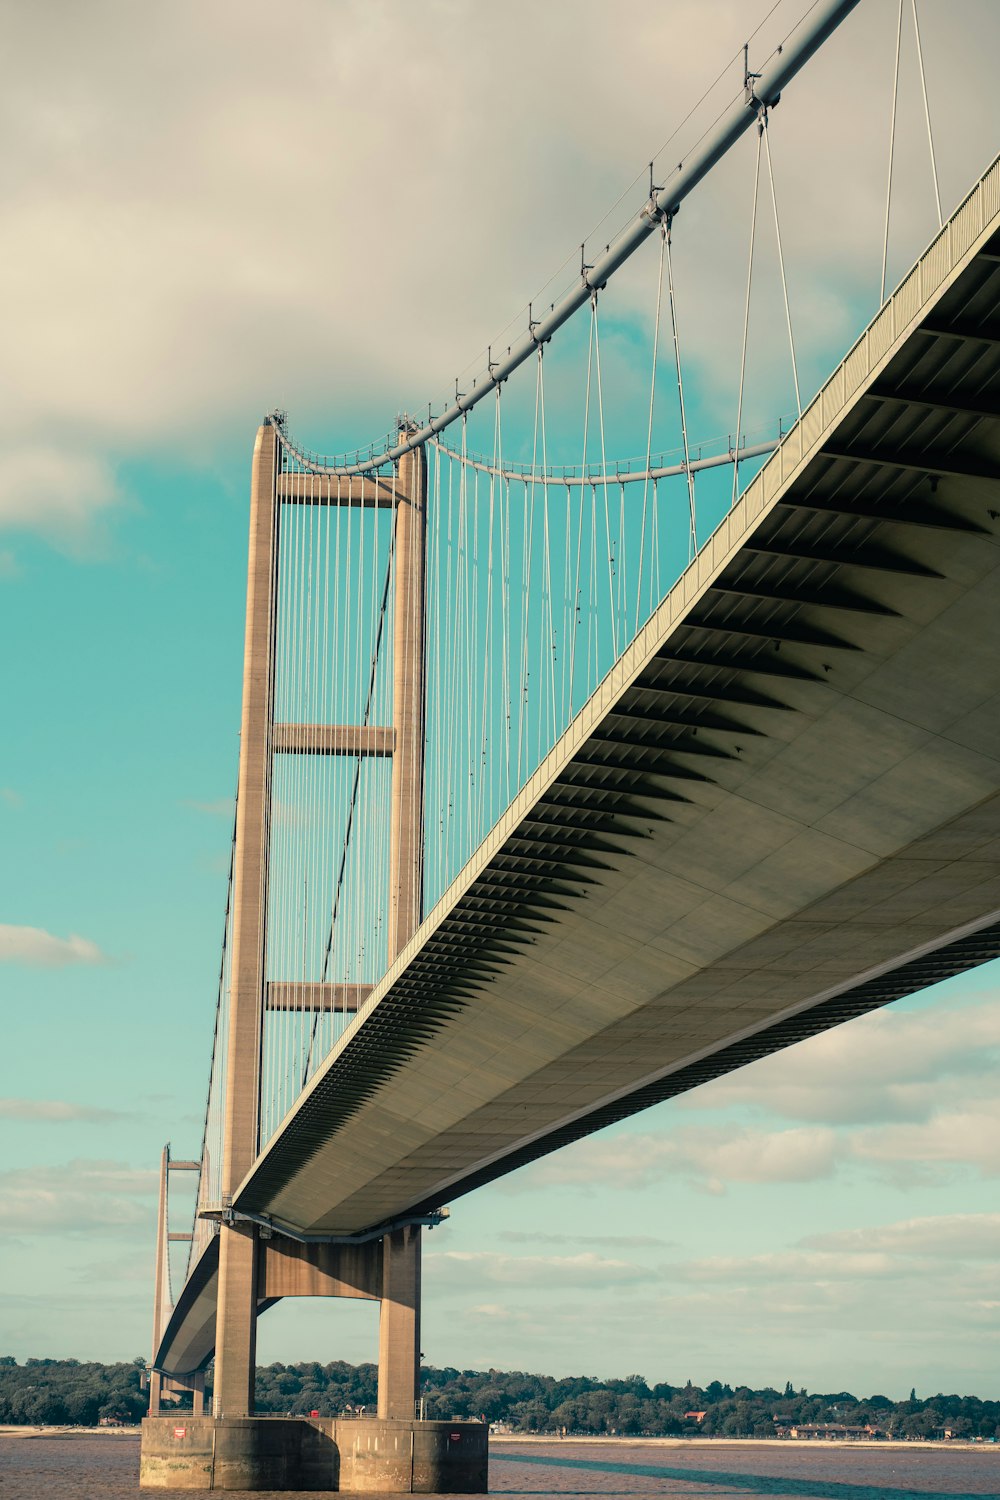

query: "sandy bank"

left=491, top=1434, right=995, bottom=1452
left=0, top=1424, right=139, bottom=1439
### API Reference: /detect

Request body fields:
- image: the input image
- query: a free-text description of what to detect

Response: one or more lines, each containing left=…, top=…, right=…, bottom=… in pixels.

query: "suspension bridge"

left=141, top=0, right=1000, bottom=1490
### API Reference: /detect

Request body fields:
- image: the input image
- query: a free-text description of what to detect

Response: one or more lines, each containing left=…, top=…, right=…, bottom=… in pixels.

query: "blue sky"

left=1, top=0, right=998, bottom=1399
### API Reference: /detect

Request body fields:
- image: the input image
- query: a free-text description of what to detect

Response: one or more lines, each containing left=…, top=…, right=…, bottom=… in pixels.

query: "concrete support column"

left=377, top=1224, right=422, bottom=1420
left=387, top=440, right=427, bottom=962
left=148, top=1145, right=169, bottom=1416
left=214, top=1227, right=259, bottom=1418
left=213, top=421, right=280, bottom=1418
left=379, top=439, right=427, bottom=1423
left=190, top=1372, right=205, bottom=1417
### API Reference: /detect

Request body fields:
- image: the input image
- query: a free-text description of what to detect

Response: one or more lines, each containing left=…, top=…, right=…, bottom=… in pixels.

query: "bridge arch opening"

left=255, top=1296, right=380, bottom=1409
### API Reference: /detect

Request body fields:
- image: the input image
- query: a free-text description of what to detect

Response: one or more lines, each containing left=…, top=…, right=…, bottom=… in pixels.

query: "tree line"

left=1, top=1356, right=997, bottom=1438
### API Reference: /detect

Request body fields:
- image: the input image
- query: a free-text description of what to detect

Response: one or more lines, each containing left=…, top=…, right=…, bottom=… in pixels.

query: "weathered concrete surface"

left=212, top=421, right=278, bottom=1418
left=139, top=1415, right=487, bottom=1491
left=378, top=1224, right=421, bottom=1420
left=388, top=439, right=427, bottom=960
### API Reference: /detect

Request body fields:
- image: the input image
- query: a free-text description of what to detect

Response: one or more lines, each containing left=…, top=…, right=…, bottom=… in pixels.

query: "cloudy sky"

left=2, top=0, right=998, bottom=1400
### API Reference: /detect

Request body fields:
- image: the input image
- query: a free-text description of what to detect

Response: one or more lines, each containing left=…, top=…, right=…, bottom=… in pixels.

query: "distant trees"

left=0, top=1356, right=998, bottom=1440
left=0, top=1358, right=147, bottom=1425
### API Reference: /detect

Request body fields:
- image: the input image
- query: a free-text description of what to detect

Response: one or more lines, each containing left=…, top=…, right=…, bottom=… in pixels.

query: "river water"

left=1, top=1434, right=998, bottom=1500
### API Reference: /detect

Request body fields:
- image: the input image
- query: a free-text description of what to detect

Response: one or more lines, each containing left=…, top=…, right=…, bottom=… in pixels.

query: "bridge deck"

left=158, top=155, right=1000, bottom=1376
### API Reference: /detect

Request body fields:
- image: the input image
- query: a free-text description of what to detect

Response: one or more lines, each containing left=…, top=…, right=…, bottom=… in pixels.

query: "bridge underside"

left=158, top=164, right=1000, bottom=1378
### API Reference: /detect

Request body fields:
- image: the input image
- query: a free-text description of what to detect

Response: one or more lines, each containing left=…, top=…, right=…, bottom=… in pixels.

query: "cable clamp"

left=744, top=41, right=763, bottom=112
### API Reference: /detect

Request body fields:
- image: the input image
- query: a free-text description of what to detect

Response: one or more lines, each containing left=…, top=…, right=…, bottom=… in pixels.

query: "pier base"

left=139, top=1415, right=488, bottom=1492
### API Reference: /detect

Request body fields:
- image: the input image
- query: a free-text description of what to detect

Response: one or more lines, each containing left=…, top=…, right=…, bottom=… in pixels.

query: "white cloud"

left=854, top=1099, right=1000, bottom=1179
left=0, top=924, right=108, bottom=967
left=515, top=1124, right=840, bottom=1192
left=661, top=1212, right=1000, bottom=1294
left=0, top=1099, right=126, bottom=1123
left=667, top=1249, right=904, bottom=1285
left=0, top=445, right=119, bottom=542
left=425, top=1249, right=653, bottom=1289
left=181, top=797, right=235, bottom=818
left=2, top=0, right=998, bottom=546
left=529, top=1103, right=1000, bottom=1192
left=677, top=992, right=1000, bottom=1125
left=499, top=1230, right=670, bottom=1250
left=0, top=1160, right=157, bottom=1237
left=804, top=1213, right=1000, bottom=1260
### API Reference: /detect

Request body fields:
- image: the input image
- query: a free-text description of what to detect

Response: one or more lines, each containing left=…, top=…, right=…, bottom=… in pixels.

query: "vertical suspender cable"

left=881, top=0, right=903, bottom=306
left=637, top=222, right=666, bottom=634
left=591, top=295, right=617, bottom=667
left=478, top=388, right=499, bottom=844
left=762, top=114, right=801, bottom=421
left=569, top=304, right=596, bottom=712
left=665, top=223, right=697, bottom=561
left=732, top=121, right=763, bottom=510
left=911, top=0, right=942, bottom=229
left=537, top=350, right=557, bottom=754
left=500, top=468, right=512, bottom=815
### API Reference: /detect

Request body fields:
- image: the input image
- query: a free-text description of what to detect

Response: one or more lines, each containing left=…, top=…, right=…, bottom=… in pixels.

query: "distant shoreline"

left=0, top=1425, right=138, bottom=1439
left=1, top=1426, right=995, bottom=1453
left=492, top=1435, right=997, bottom=1453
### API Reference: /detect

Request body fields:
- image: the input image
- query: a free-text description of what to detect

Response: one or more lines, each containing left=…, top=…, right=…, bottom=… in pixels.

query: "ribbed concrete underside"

left=157, top=155, right=1000, bottom=1375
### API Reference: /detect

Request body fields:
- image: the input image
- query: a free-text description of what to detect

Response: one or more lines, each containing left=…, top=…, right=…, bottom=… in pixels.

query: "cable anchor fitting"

left=644, top=160, right=666, bottom=224
left=743, top=42, right=763, bottom=111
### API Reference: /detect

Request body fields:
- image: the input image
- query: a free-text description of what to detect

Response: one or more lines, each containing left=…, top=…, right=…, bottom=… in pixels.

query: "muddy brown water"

left=1, top=1434, right=998, bottom=1500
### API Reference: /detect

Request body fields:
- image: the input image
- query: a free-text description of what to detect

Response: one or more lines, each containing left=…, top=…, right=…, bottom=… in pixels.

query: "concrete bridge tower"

left=212, top=421, right=429, bottom=1422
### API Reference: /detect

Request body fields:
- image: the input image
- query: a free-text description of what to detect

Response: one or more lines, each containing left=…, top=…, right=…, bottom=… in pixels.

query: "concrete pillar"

left=378, top=1224, right=422, bottom=1420
left=387, top=439, right=427, bottom=961
left=190, top=1372, right=205, bottom=1417
left=213, top=420, right=280, bottom=1417
left=148, top=1145, right=170, bottom=1416
left=379, top=440, right=427, bottom=1422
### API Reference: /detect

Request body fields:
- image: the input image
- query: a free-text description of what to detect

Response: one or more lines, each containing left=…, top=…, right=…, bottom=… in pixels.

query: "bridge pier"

left=213, top=1225, right=259, bottom=1418
left=140, top=1415, right=487, bottom=1491
left=378, top=1224, right=422, bottom=1419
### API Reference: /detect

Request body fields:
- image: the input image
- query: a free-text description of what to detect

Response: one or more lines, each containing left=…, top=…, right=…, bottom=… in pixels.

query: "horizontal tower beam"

left=265, top=981, right=373, bottom=1012
left=276, top=473, right=395, bottom=506
left=273, top=723, right=394, bottom=756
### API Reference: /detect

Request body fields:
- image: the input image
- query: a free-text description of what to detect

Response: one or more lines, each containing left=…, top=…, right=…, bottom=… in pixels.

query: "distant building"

left=786, top=1423, right=882, bottom=1441
left=684, top=1412, right=707, bottom=1423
